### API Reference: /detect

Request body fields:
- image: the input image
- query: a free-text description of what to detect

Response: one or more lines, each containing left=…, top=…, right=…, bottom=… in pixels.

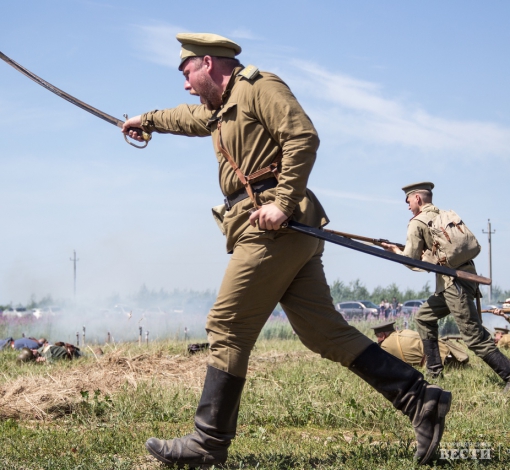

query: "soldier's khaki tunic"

left=38, top=345, right=79, bottom=362
left=380, top=329, right=469, bottom=367
left=141, top=66, right=373, bottom=377
left=400, top=203, right=496, bottom=359
left=498, top=334, right=510, bottom=349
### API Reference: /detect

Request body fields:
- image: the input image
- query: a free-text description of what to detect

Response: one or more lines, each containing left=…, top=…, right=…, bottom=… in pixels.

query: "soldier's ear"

left=203, top=56, right=214, bottom=73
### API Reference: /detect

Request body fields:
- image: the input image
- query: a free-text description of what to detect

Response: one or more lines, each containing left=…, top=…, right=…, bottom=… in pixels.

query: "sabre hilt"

left=123, top=114, right=152, bottom=149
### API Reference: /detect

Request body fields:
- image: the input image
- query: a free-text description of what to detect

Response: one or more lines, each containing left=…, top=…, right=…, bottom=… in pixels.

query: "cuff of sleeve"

left=141, top=112, right=156, bottom=132
left=272, top=198, right=294, bottom=218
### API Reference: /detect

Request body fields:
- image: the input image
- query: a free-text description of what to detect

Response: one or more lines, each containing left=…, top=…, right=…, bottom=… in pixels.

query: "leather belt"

left=224, top=178, right=277, bottom=211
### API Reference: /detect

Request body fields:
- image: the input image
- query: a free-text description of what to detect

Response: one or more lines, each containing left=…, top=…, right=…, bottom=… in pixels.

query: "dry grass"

left=0, top=344, right=314, bottom=421
left=0, top=347, right=205, bottom=420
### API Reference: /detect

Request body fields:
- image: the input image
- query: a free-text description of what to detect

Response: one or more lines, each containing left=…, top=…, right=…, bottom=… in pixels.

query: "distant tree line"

left=5, top=282, right=510, bottom=313
left=481, top=285, right=510, bottom=303
left=329, top=279, right=434, bottom=305
left=127, top=284, right=217, bottom=313
left=330, top=279, right=510, bottom=306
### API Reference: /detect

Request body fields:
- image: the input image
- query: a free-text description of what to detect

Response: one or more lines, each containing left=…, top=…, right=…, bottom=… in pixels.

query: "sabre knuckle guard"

left=416, top=209, right=481, bottom=268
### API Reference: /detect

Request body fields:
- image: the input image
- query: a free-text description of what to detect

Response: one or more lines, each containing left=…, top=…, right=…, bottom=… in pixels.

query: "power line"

left=70, top=250, right=79, bottom=300
left=482, top=220, right=495, bottom=303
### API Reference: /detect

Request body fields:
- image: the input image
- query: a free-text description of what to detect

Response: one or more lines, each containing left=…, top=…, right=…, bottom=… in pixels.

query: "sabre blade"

left=0, top=50, right=123, bottom=127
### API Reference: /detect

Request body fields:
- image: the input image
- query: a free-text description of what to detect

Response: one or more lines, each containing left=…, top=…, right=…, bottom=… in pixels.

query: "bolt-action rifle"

left=481, top=308, right=510, bottom=322
left=284, top=221, right=492, bottom=285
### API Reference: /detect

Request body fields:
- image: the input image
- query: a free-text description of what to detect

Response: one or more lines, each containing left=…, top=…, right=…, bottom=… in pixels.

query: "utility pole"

left=482, top=220, right=495, bottom=303
left=70, top=250, right=79, bottom=301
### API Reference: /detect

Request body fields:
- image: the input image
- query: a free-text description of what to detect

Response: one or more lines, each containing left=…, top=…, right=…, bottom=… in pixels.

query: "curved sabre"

left=0, top=50, right=151, bottom=149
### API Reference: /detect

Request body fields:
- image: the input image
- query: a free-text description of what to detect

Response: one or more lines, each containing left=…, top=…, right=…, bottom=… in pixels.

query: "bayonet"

left=0, top=50, right=151, bottom=148
left=284, top=221, right=491, bottom=285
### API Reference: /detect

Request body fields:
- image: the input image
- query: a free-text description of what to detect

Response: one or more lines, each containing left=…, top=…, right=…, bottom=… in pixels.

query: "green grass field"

left=0, top=323, right=509, bottom=469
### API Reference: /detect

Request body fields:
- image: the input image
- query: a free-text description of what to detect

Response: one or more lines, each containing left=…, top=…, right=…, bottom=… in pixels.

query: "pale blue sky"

left=1, top=0, right=509, bottom=305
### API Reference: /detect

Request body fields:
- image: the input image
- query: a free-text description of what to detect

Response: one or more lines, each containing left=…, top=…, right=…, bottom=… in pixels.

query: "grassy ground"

left=0, top=329, right=509, bottom=469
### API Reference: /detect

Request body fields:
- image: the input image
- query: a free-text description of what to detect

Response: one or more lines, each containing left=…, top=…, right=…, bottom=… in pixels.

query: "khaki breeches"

left=415, top=281, right=496, bottom=359
left=206, top=228, right=374, bottom=378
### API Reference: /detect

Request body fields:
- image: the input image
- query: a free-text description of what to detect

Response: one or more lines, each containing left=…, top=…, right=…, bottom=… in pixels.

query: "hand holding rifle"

left=482, top=308, right=510, bottom=322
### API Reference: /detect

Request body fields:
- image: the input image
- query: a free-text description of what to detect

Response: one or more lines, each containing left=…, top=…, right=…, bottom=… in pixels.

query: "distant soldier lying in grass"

left=16, top=342, right=82, bottom=363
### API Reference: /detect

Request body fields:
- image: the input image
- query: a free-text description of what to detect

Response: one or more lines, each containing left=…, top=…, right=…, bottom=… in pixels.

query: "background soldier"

left=11, top=337, right=46, bottom=350
left=16, top=343, right=81, bottom=363
left=372, top=321, right=469, bottom=368
left=382, top=182, right=510, bottom=392
left=0, top=337, right=13, bottom=351
left=494, top=327, right=510, bottom=349
left=123, top=34, right=451, bottom=467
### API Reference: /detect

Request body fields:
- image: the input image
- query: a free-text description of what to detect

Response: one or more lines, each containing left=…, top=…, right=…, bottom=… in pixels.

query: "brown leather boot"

left=145, top=365, right=245, bottom=468
left=349, top=343, right=452, bottom=465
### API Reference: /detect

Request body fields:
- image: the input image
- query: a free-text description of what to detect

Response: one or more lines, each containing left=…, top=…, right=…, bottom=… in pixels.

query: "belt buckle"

left=224, top=197, right=232, bottom=212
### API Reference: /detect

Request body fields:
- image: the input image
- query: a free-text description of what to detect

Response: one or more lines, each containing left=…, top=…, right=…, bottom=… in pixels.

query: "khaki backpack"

left=415, top=209, right=481, bottom=269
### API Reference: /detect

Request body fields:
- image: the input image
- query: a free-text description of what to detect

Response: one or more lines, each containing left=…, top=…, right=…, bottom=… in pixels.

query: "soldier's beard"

left=195, top=72, right=223, bottom=110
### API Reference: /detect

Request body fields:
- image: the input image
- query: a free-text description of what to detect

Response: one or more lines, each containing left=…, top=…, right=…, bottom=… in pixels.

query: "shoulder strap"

left=216, top=120, right=281, bottom=209
left=238, top=64, right=260, bottom=80
left=395, top=332, right=406, bottom=361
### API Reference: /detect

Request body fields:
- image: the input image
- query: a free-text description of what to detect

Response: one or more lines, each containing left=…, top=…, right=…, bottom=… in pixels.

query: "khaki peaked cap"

left=402, top=181, right=434, bottom=202
left=372, top=321, right=396, bottom=335
left=177, top=33, right=242, bottom=70
left=494, top=327, right=510, bottom=334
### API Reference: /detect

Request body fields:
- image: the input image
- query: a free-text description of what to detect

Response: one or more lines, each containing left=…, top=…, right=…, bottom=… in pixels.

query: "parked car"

left=335, top=300, right=379, bottom=320
left=32, top=308, right=45, bottom=319
left=31, top=306, right=63, bottom=319
left=400, top=299, right=427, bottom=315
left=2, top=307, right=30, bottom=318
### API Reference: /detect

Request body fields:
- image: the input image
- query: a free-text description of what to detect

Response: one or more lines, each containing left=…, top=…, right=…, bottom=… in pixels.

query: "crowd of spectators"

left=379, top=297, right=401, bottom=319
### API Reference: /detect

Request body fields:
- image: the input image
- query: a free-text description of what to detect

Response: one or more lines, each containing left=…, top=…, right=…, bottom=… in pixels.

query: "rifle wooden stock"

left=324, top=229, right=406, bottom=251
left=454, top=270, right=492, bottom=285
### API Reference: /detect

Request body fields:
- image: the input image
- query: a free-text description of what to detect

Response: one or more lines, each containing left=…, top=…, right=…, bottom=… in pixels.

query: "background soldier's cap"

left=494, top=327, right=510, bottom=334
left=16, top=347, right=35, bottom=363
left=372, top=321, right=396, bottom=335
left=402, top=181, right=434, bottom=201
left=176, top=33, right=242, bottom=70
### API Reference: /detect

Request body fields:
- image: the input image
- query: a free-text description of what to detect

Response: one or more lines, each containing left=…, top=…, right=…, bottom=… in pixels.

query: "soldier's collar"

left=221, top=65, right=244, bottom=103
left=207, top=66, right=244, bottom=128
